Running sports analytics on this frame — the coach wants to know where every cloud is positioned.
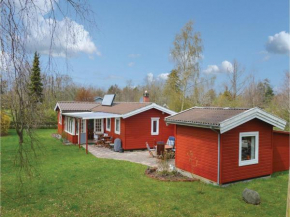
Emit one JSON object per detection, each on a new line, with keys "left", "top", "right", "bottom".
{"left": 128, "top": 54, "right": 141, "bottom": 58}
{"left": 203, "top": 65, "right": 219, "bottom": 74}
{"left": 265, "top": 31, "right": 290, "bottom": 54}
{"left": 220, "top": 61, "right": 233, "bottom": 73}
{"left": 157, "top": 73, "right": 169, "bottom": 80}
{"left": 14, "top": 0, "right": 99, "bottom": 58}
{"left": 146, "top": 72, "right": 169, "bottom": 83}
{"left": 128, "top": 62, "right": 135, "bottom": 67}
{"left": 203, "top": 60, "right": 233, "bottom": 74}
{"left": 146, "top": 73, "right": 154, "bottom": 83}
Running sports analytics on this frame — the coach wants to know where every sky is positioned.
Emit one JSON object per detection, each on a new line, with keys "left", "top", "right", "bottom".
{"left": 36, "top": 0, "right": 289, "bottom": 92}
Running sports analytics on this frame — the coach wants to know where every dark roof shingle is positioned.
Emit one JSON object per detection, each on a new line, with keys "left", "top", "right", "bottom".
{"left": 166, "top": 107, "right": 249, "bottom": 126}
{"left": 56, "top": 101, "right": 100, "bottom": 112}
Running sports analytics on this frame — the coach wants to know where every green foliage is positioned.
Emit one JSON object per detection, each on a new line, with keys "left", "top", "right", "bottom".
{"left": 29, "top": 52, "right": 43, "bottom": 103}
{"left": 171, "top": 20, "right": 203, "bottom": 111}
{"left": 2, "top": 130, "right": 288, "bottom": 216}
{"left": 0, "top": 111, "right": 11, "bottom": 136}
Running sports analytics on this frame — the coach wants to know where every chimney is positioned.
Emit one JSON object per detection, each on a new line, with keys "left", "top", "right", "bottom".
{"left": 143, "top": 90, "right": 149, "bottom": 102}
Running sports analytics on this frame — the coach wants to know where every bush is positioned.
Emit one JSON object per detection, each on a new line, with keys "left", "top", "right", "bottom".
{"left": 0, "top": 111, "right": 11, "bottom": 136}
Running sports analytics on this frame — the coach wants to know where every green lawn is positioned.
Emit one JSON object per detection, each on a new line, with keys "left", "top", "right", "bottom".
{"left": 1, "top": 130, "right": 288, "bottom": 217}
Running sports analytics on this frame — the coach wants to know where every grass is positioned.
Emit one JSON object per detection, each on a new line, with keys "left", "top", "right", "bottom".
{"left": 1, "top": 129, "right": 288, "bottom": 217}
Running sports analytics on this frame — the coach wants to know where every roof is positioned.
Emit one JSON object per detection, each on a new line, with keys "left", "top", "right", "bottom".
{"left": 165, "top": 107, "right": 287, "bottom": 133}
{"left": 91, "top": 102, "right": 153, "bottom": 115}
{"left": 54, "top": 101, "right": 99, "bottom": 112}
{"left": 55, "top": 101, "right": 177, "bottom": 119}
{"left": 166, "top": 107, "right": 249, "bottom": 126}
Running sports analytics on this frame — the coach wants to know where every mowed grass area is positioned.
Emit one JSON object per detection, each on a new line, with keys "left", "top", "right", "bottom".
{"left": 2, "top": 130, "right": 288, "bottom": 217}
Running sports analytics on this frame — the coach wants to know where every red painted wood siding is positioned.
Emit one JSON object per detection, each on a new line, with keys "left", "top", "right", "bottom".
{"left": 57, "top": 111, "right": 64, "bottom": 134}
{"left": 67, "top": 133, "right": 78, "bottom": 144}
{"left": 104, "top": 118, "right": 126, "bottom": 148}
{"left": 124, "top": 109, "right": 174, "bottom": 150}
{"left": 273, "top": 131, "right": 289, "bottom": 172}
{"left": 175, "top": 125, "right": 218, "bottom": 183}
{"left": 220, "top": 119, "right": 273, "bottom": 184}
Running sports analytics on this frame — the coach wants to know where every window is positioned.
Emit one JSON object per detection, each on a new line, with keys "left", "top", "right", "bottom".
{"left": 59, "top": 112, "right": 62, "bottom": 124}
{"left": 115, "top": 118, "right": 121, "bottom": 134}
{"left": 65, "top": 116, "right": 75, "bottom": 135}
{"left": 76, "top": 120, "right": 79, "bottom": 135}
{"left": 94, "top": 119, "right": 103, "bottom": 134}
{"left": 151, "top": 118, "right": 160, "bottom": 135}
{"left": 239, "top": 132, "right": 259, "bottom": 166}
{"left": 81, "top": 120, "right": 86, "bottom": 133}
{"left": 106, "top": 118, "right": 111, "bottom": 131}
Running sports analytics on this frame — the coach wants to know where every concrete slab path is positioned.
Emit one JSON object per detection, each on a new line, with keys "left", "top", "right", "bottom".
{"left": 82, "top": 145, "right": 175, "bottom": 167}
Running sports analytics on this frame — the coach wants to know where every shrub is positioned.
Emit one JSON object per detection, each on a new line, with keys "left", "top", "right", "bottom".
{"left": 0, "top": 111, "right": 11, "bottom": 136}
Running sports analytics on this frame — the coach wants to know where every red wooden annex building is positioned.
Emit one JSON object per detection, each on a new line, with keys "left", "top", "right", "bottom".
{"left": 54, "top": 93, "right": 176, "bottom": 150}
{"left": 166, "top": 107, "right": 289, "bottom": 185}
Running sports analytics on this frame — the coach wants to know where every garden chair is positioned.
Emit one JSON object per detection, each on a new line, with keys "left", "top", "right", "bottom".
{"left": 146, "top": 142, "right": 157, "bottom": 158}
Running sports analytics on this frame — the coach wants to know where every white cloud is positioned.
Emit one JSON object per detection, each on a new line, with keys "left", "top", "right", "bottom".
{"left": 203, "top": 60, "right": 233, "bottom": 74}
{"left": 128, "top": 54, "right": 141, "bottom": 58}
{"left": 220, "top": 61, "right": 233, "bottom": 73}
{"left": 128, "top": 62, "right": 135, "bottom": 67}
{"left": 146, "top": 73, "right": 154, "bottom": 83}
{"left": 146, "top": 72, "right": 169, "bottom": 83}
{"left": 265, "top": 31, "right": 290, "bottom": 54}
{"left": 157, "top": 73, "right": 169, "bottom": 80}
{"left": 14, "top": 0, "right": 99, "bottom": 58}
{"left": 203, "top": 65, "right": 219, "bottom": 74}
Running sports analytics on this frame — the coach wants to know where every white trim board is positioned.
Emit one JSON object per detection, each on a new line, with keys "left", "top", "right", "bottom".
{"left": 165, "top": 107, "right": 286, "bottom": 134}
{"left": 220, "top": 107, "right": 286, "bottom": 134}
{"left": 122, "top": 103, "right": 176, "bottom": 119}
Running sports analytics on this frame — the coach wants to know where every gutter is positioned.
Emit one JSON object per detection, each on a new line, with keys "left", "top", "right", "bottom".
{"left": 210, "top": 126, "right": 220, "bottom": 185}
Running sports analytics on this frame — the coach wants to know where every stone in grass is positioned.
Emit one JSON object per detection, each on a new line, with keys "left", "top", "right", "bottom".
{"left": 242, "top": 188, "right": 261, "bottom": 205}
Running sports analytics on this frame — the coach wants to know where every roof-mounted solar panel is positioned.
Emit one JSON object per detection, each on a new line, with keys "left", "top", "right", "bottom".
{"left": 102, "top": 94, "right": 115, "bottom": 106}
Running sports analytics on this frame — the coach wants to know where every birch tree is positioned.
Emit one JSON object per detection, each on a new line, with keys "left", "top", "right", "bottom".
{"left": 171, "top": 21, "right": 203, "bottom": 111}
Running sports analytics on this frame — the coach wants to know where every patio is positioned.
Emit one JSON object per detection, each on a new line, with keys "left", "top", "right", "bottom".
{"left": 81, "top": 144, "right": 175, "bottom": 167}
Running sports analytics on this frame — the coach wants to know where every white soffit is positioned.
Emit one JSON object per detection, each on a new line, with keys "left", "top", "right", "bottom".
{"left": 62, "top": 112, "right": 121, "bottom": 119}
{"left": 220, "top": 107, "right": 287, "bottom": 134}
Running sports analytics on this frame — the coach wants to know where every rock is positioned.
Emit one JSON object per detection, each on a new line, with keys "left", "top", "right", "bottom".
{"left": 242, "top": 188, "right": 261, "bottom": 205}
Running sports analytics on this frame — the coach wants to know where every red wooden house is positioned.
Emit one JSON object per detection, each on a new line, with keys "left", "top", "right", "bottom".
{"left": 165, "top": 107, "right": 289, "bottom": 185}
{"left": 54, "top": 92, "right": 176, "bottom": 150}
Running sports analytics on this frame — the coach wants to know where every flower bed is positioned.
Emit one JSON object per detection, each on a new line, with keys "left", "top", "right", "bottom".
{"left": 145, "top": 167, "right": 196, "bottom": 182}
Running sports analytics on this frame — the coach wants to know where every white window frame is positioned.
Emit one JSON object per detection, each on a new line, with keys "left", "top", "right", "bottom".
{"left": 239, "top": 132, "right": 259, "bottom": 166}
{"left": 59, "top": 112, "right": 62, "bottom": 124}
{"left": 115, "top": 118, "right": 121, "bottom": 135}
{"left": 106, "top": 118, "right": 111, "bottom": 131}
{"left": 81, "top": 119, "right": 86, "bottom": 133}
{"left": 151, "top": 117, "right": 160, "bottom": 135}
{"left": 65, "top": 116, "right": 75, "bottom": 135}
{"left": 94, "top": 119, "right": 104, "bottom": 134}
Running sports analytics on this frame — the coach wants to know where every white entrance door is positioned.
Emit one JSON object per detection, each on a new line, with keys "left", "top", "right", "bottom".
{"left": 94, "top": 119, "right": 104, "bottom": 134}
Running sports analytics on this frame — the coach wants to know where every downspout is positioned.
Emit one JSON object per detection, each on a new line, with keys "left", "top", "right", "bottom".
{"left": 210, "top": 126, "right": 220, "bottom": 185}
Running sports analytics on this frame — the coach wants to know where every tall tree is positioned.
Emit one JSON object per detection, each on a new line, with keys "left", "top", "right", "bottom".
{"left": 228, "top": 60, "right": 246, "bottom": 100}
{"left": 75, "top": 87, "right": 95, "bottom": 102}
{"left": 29, "top": 52, "right": 43, "bottom": 102}
{"left": 163, "top": 69, "right": 182, "bottom": 111}
{"left": 1, "top": 0, "right": 96, "bottom": 177}
{"left": 171, "top": 21, "right": 203, "bottom": 111}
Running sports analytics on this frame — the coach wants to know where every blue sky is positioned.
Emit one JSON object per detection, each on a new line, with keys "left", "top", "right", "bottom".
{"left": 47, "top": 0, "right": 289, "bottom": 92}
